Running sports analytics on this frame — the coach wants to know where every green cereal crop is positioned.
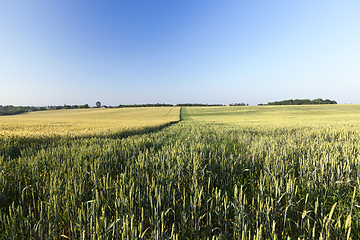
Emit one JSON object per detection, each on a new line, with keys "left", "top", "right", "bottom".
{"left": 1, "top": 105, "right": 360, "bottom": 239}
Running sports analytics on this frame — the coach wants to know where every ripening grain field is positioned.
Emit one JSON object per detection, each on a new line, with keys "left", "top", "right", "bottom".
{"left": 1, "top": 105, "right": 360, "bottom": 239}
{"left": 0, "top": 107, "right": 180, "bottom": 138}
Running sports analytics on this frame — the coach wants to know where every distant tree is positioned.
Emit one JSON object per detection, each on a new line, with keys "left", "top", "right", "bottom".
{"left": 118, "top": 103, "right": 174, "bottom": 108}
{"left": 96, "top": 101, "right": 101, "bottom": 108}
{"left": 176, "top": 103, "right": 224, "bottom": 107}
{"left": 266, "top": 98, "right": 337, "bottom": 105}
{"left": 79, "top": 104, "right": 90, "bottom": 109}
{"left": 229, "top": 103, "right": 248, "bottom": 106}
{"left": 313, "top": 98, "right": 323, "bottom": 104}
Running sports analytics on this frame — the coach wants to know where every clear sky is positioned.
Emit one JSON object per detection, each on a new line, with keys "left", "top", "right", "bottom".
{"left": 1, "top": 1, "right": 360, "bottom": 106}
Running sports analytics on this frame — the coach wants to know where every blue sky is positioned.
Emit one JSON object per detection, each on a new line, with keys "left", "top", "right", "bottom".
{"left": 1, "top": 1, "right": 359, "bottom": 106}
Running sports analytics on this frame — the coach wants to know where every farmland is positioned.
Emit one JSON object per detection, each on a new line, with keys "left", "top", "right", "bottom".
{"left": 184, "top": 104, "right": 360, "bottom": 127}
{"left": 0, "top": 107, "right": 180, "bottom": 138}
{"left": 1, "top": 105, "right": 360, "bottom": 239}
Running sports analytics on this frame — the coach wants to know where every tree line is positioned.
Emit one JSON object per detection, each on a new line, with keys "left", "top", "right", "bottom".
{"left": 229, "top": 103, "right": 249, "bottom": 106}
{"left": 0, "top": 99, "right": 339, "bottom": 116}
{"left": 117, "top": 103, "right": 174, "bottom": 108}
{"left": 0, "top": 102, "right": 231, "bottom": 116}
{"left": 175, "top": 103, "right": 225, "bottom": 106}
{"left": 258, "top": 98, "right": 337, "bottom": 106}
{"left": 0, "top": 104, "right": 90, "bottom": 116}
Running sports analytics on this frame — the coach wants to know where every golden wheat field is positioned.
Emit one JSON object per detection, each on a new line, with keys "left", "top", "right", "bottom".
{"left": 0, "top": 107, "right": 180, "bottom": 138}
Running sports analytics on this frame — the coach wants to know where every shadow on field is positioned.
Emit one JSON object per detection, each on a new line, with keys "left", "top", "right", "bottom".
{"left": 0, "top": 120, "right": 180, "bottom": 159}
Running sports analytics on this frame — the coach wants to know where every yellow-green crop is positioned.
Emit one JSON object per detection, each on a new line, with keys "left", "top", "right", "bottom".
{"left": 1, "top": 105, "right": 360, "bottom": 239}
{"left": 183, "top": 104, "right": 360, "bottom": 127}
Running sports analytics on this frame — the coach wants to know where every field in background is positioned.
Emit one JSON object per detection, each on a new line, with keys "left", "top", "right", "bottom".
{"left": 183, "top": 104, "right": 360, "bottom": 127}
{"left": 2, "top": 105, "right": 360, "bottom": 239}
{"left": 0, "top": 107, "right": 180, "bottom": 138}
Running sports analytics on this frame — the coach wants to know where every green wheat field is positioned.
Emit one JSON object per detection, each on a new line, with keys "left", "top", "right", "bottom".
{"left": 1, "top": 105, "right": 360, "bottom": 239}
